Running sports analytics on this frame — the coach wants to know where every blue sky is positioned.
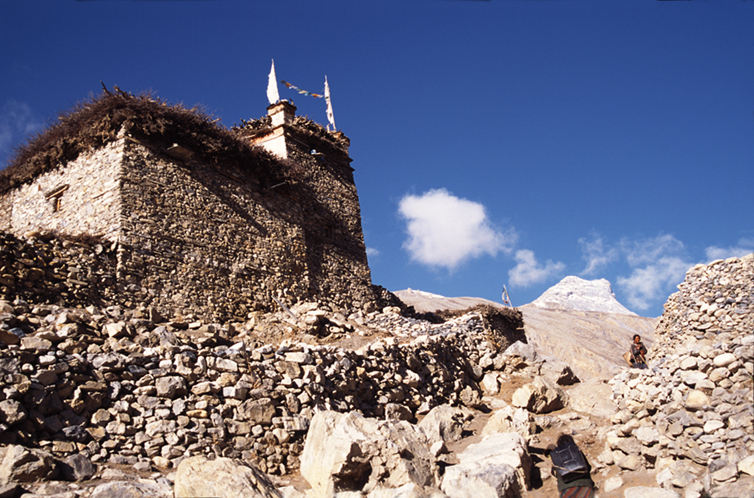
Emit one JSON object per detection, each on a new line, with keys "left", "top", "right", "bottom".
{"left": 1, "top": 1, "right": 753, "bottom": 317}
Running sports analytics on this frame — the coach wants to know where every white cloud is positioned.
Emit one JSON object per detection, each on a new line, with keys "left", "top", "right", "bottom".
{"left": 508, "top": 249, "right": 565, "bottom": 288}
{"left": 616, "top": 234, "right": 692, "bottom": 312}
{"left": 621, "top": 233, "right": 685, "bottom": 267}
{"left": 579, "top": 234, "right": 618, "bottom": 275}
{"left": 704, "top": 238, "right": 754, "bottom": 261}
{"left": 398, "top": 188, "right": 515, "bottom": 270}
{"left": 366, "top": 247, "right": 380, "bottom": 257}
{"left": 0, "top": 100, "right": 44, "bottom": 165}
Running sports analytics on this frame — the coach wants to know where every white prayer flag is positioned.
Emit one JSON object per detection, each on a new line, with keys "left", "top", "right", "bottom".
{"left": 324, "top": 76, "right": 336, "bottom": 131}
{"left": 267, "top": 59, "right": 280, "bottom": 105}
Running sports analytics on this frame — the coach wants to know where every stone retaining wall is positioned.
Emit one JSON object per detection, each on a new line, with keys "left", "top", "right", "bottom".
{"left": 0, "top": 299, "right": 520, "bottom": 477}
{"left": 605, "top": 254, "right": 754, "bottom": 496}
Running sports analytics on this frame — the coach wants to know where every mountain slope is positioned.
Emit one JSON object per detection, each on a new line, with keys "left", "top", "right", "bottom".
{"left": 529, "top": 276, "right": 636, "bottom": 315}
{"left": 395, "top": 280, "right": 655, "bottom": 380}
{"left": 519, "top": 304, "right": 655, "bottom": 380}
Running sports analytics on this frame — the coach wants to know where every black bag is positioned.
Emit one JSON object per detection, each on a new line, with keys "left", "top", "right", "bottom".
{"left": 550, "top": 440, "right": 588, "bottom": 482}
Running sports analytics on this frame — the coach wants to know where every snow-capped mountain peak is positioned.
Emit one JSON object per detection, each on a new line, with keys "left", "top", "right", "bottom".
{"left": 528, "top": 276, "right": 635, "bottom": 315}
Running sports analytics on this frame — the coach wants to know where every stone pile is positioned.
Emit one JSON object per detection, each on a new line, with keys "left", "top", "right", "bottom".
{"left": 0, "top": 295, "right": 528, "bottom": 490}
{"left": 604, "top": 254, "right": 754, "bottom": 498}
{"left": 295, "top": 403, "right": 534, "bottom": 498}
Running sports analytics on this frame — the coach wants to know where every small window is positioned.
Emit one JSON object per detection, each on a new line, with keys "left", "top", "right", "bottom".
{"left": 44, "top": 184, "right": 69, "bottom": 213}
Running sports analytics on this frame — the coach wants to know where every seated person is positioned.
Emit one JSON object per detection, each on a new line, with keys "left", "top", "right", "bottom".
{"left": 629, "top": 334, "right": 648, "bottom": 369}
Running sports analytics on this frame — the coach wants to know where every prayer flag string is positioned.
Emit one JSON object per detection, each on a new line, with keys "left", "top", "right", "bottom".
{"left": 281, "top": 80, "right": 324, "bottom": 98}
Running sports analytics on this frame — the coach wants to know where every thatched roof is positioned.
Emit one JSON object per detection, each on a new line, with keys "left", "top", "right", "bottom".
{"left": 0, "top": 87, "right": 299, "bottom": 194}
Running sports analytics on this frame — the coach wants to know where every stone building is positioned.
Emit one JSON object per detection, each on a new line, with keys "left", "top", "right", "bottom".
{"left": 0, "top": 91, "right": 389, "bottom": 321}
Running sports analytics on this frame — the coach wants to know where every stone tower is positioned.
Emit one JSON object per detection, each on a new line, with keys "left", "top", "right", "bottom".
{"left": 0, "top": 91, "right": 384, "bottom": 321}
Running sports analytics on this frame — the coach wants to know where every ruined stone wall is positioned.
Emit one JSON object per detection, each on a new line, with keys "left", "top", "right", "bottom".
{"left": 0, "top": 141, "right": 123, "bottom": 240}
{"left": 116, "top": 139, "right": 310, "bottom": 322}
{"left": 607, "top": 254, "right": 753, "bottom": 492}
{"left": 0, "top": 298, "right": 510, "bottom": 477}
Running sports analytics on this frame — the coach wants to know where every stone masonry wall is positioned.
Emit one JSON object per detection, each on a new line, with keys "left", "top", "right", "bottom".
{"left": 116, "top": 138, "right": 310, "bottom": 322}
{"left": 0, "top": 120, "right": 387, "bottom": 322}
{"left": 0, "top": 232, "right": 119, "bottom": 308}
{"left": 285, "top": 126, "right": 376, "bottom": 311}
{"left": 0, "top": 141, "right": 123, "bottom": 240}
{"left": 0, "top": 296, "right": 519, "bottom": 478}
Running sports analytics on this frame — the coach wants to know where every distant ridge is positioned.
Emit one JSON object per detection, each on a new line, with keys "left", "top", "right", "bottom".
{"left": 393, "top": 284, "right": 653, "bottom": 380}
{"left": 528, "top": 276, "right": 636, "bottom": 316}
{"left": 394, "top": 288, "right": 503, "bottom": 313}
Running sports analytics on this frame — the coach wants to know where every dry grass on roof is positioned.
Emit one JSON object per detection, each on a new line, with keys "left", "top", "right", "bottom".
{"left": 0, "top": 87, "right": 299, "bottom": 194}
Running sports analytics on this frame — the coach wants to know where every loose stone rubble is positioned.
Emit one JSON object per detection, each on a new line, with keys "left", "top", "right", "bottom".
{"left": 0, "top": 298, "right": 526, "bottom": 478}
{"left": 605, "top": 254, "right": 754, "bottom": 497}
{"left": 1, "top": 227, "right": 751, "bottom": 497}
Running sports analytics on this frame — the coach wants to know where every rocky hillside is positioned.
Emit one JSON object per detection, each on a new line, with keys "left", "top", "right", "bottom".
{"left": 396, "top": 283, "right": 656, "bottom": 381}
{"left": 0, "top": 231, "right": 751, "bottom": 498}
{"left": 519, "top": 306, "right": 654, "bottom": 381}
{"left": 394, "top": 289, "right": 502, "bottom": 313}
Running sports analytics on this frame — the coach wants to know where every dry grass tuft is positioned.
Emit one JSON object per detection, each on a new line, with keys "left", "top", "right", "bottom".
{"left": 1, "top": 86, "right": 300, "bottom": 193}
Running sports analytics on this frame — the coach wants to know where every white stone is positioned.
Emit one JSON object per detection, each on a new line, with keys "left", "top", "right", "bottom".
{"left": 684, "top": 390, "right": 709, "bottom": 410}
{"left": 703, "top": 420, "right": 725, "bottom": 433}
{"left": 682, "top": 371, "right": 707, "bottom": 387}
{"left": 680, "top": 357, "right": 697, "bottom": 370}
{"left": 603, "top": 475, "right": 623, "bottom": 493}
{"left": 440, "top": 432, "right": 530, "bottom": 498}
{"left": 480, "top": 373, "right": 500, "bottom": 395}
{"left": 624, "top": 487, "right": 681, "bottom": 498}
{"left": 300, "top": 411, "right": 435, "bottom": 497}
{"left": 635, "top": 425, "right": 660, "bottom": 445}
{"left": 713, "top": 353, "right": 736, "bottom": 368}
{"left": 174, "top": 456, "right": 281, "bottom": 498}
{"left": 737, "top": 455, "right": 754, "bottom": 476}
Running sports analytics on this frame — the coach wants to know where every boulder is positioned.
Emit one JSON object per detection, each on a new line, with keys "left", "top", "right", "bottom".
{"left": 480, "top": 372, "right": 501, "bottom": 395}
{"left": 709, "top": 477, "right": 754, "bottom": 498}
{"left": 480, "top": 405, "right": 535, "bottom": 441}
{"left": 385, "top": 403, "right": 413, "bottom": 422}
{"left": 300, "top": 411, "right": 436, "bottom": 498}
{"left": 367, "top": 482, "right": 445, "bottom": 498}
{"left": 566, "top": 380, "right": 617, "bottom": 418}
{"left": 441, "top": 432, "right": 531, "bottom": 498}
{"left": 511, "top": 376, "right": 567, "bottom": 414}
{"left": 89, "top": 480, "right": 173, "bottom": 498}
{"left": 0, "top": 445, "right": 57, "bottom": 484}
{"left": 60, "top": 453, "right": 96, "bottom": 481}
{"left": 607, "top": 435, "right": 642, "bottom": 455}
{"left": 602, "top": 475, "right": 623, "bottom": 493}
{"left": 441, "top": 463, "right": 518, "bottom": 498}
{"left": 417, "top": 404, "right": 466, "bottom": 445}
{"left": 738, "top": 455, "right": 754, "bottom": 477}
{"left": 174, "top": 455, "right": 281, "bottom": 498}
{"left": 459, "top": 385, "right": 483, "bottom": 408}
